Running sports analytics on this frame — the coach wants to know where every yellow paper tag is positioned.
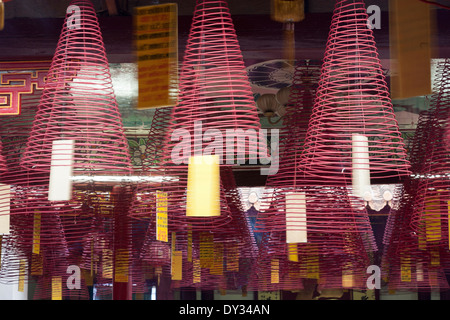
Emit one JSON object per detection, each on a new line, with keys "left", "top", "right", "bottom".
{"left": 210, "top": 243, "right": 224, "bottom": 275}
{"left": 32, "top": 210, "right": 41, "bottom": 255}
{"left": 193, "top": 258, "right": 201, "bottom": 284}
{"left": 31, "top": 254, "right": 43, "bottom": 276}
{"left": 200, "top": 232, "right": 214, "bottom": 268}
{"left": 52, "top": 277, "right": 62, "bottom": 300}
{"left": 171, "top": 250, "right": 182, "bottom": 280}
{"left": 171, "top": 231, "right": 176, "bottom": 252}
{"left": 114, "top": 249, "right": 129, "bottom": 283}
{"left": 271, "top": 259, "right": 279, "bottom": 284}
{"left": 156, "top": 191, "right": 168, "bottom": 242}
{"left": 342, "top": 269, "right": 354, "bottom": 288}
{"left": 430, "top": 248, "right": 440, "bottom": 266}
{"left": 425, "top": 197, "right": 441, "bottom": 242}
{"left": 400, "top": 253, "right": 411, "bottom": 282}
{"left": 306, "top": 248, "right": 320, "bottom": 280}
{"left": 134, "top": 4, "right": 179, "bottom": 109}
{"left": 287, "top": 243, "right": 298, "bottom": 262}
{"left": 83, "top": 269, "right": 94, "bottom": 287}
{"left": 102, "top": 249, "right": 113, "bottom": 279}
{"left": 18, "top": 259, "right": 26, "bottom": 292}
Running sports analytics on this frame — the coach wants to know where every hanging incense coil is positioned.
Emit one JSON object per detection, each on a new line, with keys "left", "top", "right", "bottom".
{"left": 20, "top": 0, "right": 132, "bottom": 176}
{"left": 133, "top": 0, "right": 265, "bottom": 235}
{"left": 159, "top": 0, "right": 265, "bottom": 165}
{"left": 409, "top": 59, "right": 450, "bottom": 248}
{"left": 297, "top": 0, "right": 410, "bottom": 186}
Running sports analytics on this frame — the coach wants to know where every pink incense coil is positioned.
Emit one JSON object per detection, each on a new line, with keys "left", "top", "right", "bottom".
{"left": 380, "top": 184, "right": 450, "bottom": 291}
{"left": 408, "top": 59, "right": 450, "bottom": 247}
{"left": 410, "top": 178, "right": 449, "bottom": 249}
{"left": 0, "top": 140, "right": 7, "bottom": 173}
{"left": 141, "top": 107, "right": 173, "bottom": 172}
{"left": 264, "top": 60, "right": 321, "bottom": 190}
{"left": 158, "top": 0, "right": 265, "bottom": 165}
{"left": 256, "top": 59, "right": 377, "bottom": 247}
{"left": 133, "top": 0, "right": 266, "bottom": 234}
{"left": 20, "top": 0, "right": 132, "bottom": 175}
{"left": 219, "top": 166, "right": 259, "bottom": 256}
{"left": 128, "top": 106, "right": 173, "bottom": 221}
{"left": 296, "top": 0, "right": 410, "bottom": 185}
{"left": 383, "top": 251, "right": 450, "bottom": 292}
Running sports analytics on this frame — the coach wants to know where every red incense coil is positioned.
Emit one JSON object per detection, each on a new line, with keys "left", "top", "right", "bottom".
{"left": 264, "top": 60, "right": 321, "bottom": 190}
{"left": 297, "top": 0, "right": 410, "bottom": 185}
{"left": 20, "top": 0, "right": 132, "bottom": 176}
{"left": 141, "top": 107, "right": 173, "bottom": 172}
{"left": 133, "top": 0, "right": 265, "bottom": 239}
{"left": 255, "top": 59, "right": 376, "bottom": 290}
{"left": 409, "top": 59, "right": 450, "bottom": 248}
{"left": 158, "top": 0, "right": 265, "bottom": 166}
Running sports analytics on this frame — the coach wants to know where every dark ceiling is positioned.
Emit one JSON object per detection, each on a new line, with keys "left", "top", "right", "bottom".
{"left": 3, "top": 0, "right": 390, "bottom": 18}
{"left": 1, "top": 0, "right": 448, "bottom": 65}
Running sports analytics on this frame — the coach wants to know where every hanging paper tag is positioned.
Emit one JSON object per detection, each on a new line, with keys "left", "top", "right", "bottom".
{"left": 156, "top": 191, "right": 168, "bottom": 242}
{"left": 425, "top": 196, "right": 441, "bottom": 242}
{"left": 271, "top": 259, "right": 279, "bottom": 284}
{"left": 102, "top": 249, "right": 113, "bottom": 279}
{"left": 200, "top": 232, "right": 214, "bottom": 268}
{"left": 0, "top": 184, "right": 10, "bottom": 234}
{"left": 171, "top": 250, "right": 182, "bottom": 280}
{"left": 285, "top": 192, "right": 307, "bottom": 243}
{"left": 48, "top": 139, "right": 74, "bottom": 201}
{"left": 287, "top": 243, "right": 299, "bottom": 262}
{"left": 342, "top": 263, "right": 354, "bottom": 288}
{"left": 52, "top": 277, "right": 63, "bottom": 300}
{"left": 306, "top": 246, "right": 320, "bottom": 280}
{"left": 32, "top": 210, "right": 41, "bottom": 255}
{"left": 18, "top": 259, "right": 26, "bottom": 292}
{"left": 430, "top": 248, "right": 440, "bottom": 266}
{"left": 400, "top": 253, "right": 411, "bottom": 282}
{"left": 114, "top": 249, "right": 129, "bottom": 283}
{"left": 31, "top": 254, "right": 43, "bottom": 276}
{"left": 193, "top": 258, "right": 201, "bottom": 284}
{"left": 134, "top": 3, "right": 179, "bottom": 109}
{"left": 210, "top": 243, "right": 224, "bottom": 275}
